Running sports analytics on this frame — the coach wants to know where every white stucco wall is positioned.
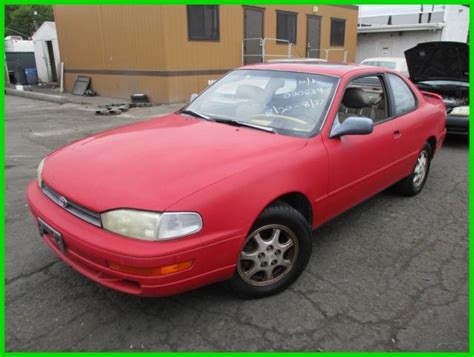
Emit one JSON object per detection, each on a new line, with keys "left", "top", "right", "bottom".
{"left": 32, "top": 22, "right": 61, "bottom": 83}
{"left": 33, "top": 41, "right": 47, "bottom": 82}
{"left": 356, "top": 30, "right": 442, "bottom": 63}
{"left": 356, "top": 5, "right": 469, "bottom": 63}
{"left": 441, "top": 5, "right": 469, "bottom": 42}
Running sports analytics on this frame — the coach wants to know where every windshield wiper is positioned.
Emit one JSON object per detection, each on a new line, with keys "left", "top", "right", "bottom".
{"left": 181, "top": 110, "right": 275, "bottom": 133}
{"left": 212, "top": 118, "right": 275, "bottom": 133}
{"left": 180, "top": 109, "right": 211, "bottom": 120}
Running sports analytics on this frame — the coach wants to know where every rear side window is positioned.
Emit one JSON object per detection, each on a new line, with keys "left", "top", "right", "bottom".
{"left": 386, "top": 73, "right": 416, "bottom": 115}
{"left": 363, "top": 61, "right": 397, "bottom": 69}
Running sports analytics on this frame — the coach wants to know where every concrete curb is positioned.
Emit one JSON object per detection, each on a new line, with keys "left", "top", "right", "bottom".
{"left": 5, "top": 88, "right": 69, "bottom": 104}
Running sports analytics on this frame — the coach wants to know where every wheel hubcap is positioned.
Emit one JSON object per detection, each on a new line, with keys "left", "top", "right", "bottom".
{"left": 413, "top": 150, "right": 428, "bottom": 188}
{"left": 237, "top": 224, "right": 299, "bottom": 287}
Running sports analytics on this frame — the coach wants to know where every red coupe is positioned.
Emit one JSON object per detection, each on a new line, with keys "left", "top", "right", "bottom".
{"left": 27, "top": 63, "right": 447, "bottom": 298}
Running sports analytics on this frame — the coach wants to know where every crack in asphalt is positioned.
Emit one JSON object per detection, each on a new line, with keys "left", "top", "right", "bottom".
{"left": 5, "top": 260, "right": 60, "bottom": 286}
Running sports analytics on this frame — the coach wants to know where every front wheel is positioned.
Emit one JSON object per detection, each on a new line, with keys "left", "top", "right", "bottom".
{"left": 393, "top": 143, "right": 432, "bottom": 196}
{"left": 229, "top": 202, "right": 312, "bottom": 298}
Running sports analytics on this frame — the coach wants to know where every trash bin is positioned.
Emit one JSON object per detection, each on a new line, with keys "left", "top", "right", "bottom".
{"left": 25, "top": 68, "right": 38, "bottom": 85}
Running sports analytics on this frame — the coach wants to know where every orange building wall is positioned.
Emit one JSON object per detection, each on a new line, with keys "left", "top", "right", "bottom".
{"left": 54, "top": 5, "right": 358, "bottom": 103}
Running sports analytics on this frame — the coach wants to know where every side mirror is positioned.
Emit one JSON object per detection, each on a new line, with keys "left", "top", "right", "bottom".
{"left": 330, "top": 116, "right": 374, "bottom": 138}
{"left": 189, "top": 93, "right": 198, "bottom": 102}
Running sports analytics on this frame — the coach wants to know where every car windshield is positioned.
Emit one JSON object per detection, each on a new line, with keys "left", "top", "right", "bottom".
{"left": 184, "top": 69, "right": 338, "bottom": 137}
{"left": 363, "top": 61, "right": 397, "bottom": 69}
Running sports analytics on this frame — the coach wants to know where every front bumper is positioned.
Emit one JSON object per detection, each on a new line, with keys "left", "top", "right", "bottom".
{"left": 27, "top": 181, "right": 242, "bottom": 297}
{"left": 446, "top": 114, "right": 469, "bottom": 134}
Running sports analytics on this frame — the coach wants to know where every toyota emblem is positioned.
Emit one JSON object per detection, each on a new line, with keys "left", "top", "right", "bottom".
{"left": 58, "top": 195, "right": 69, "bottom": 208}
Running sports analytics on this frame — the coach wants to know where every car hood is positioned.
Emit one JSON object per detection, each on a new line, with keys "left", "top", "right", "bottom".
{"left": 42, "top": 113, "right": 307, "bottom": 212}
{"left": 404, "top": 41, "right": 469, "bottom": 83}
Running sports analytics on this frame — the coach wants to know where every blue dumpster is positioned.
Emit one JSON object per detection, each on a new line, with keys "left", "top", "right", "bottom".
{"left": 25, "top": 68, "right": 38, "bottom": 85}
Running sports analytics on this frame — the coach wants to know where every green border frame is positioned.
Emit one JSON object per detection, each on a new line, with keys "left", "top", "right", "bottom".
{"left": 1, "top": 1, "right": 471, "bottom": 355}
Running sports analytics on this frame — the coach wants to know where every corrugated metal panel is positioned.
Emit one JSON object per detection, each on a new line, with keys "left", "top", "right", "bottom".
{"left": 64, "top": 72, "right": 221, "bottom": 104}
{"left": 55, "top": 5, "right": 358, "bottom": 103}
{"left": 262, "top": 5, "right": 358, "bottom": 63}
{"left": 54, "top": 6, "right": 105, "bottom": 68}
{"left": 160, "top": 5, "right": 243, "bottom": 70}
{"left": 98, "top": 6, "right": 165, "bottom": 69}
{"left": 55, "top": 5, "right": 166, "bottom": 70}
{"left": 64, "top": 72, "right": 169, "bottom": 103}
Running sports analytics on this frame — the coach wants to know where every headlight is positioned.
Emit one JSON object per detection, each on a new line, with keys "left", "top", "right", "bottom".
{"left": 101, "top": 209, "right": 202, "bottom": 241}
{"left": 37, "top": 158, "right": 45, "bottom": 187}
{"left": 450, "top": 106, "right": 469, "bottom": 116}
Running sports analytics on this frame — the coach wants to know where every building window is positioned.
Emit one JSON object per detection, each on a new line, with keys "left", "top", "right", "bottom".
{"left": 330, "top": 18, "right": 346, "bottom": 46}
{"left": 187, "top": 5, "right": 219, "bottom": 41}
{"left": 276, "top": 11, "right": 297, "bottom": 44}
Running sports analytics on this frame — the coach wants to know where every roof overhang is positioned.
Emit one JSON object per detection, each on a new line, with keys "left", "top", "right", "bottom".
{"left": 357, "top": 22, "right": 444, "bottom": 33}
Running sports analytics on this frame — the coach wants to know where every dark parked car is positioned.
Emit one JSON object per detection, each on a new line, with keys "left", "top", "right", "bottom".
{"left": 405, "top": 41, "right": 469, "bottom": 134}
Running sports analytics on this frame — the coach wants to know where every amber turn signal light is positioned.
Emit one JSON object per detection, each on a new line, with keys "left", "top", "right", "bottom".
{"left": 107, "top": 260, "right": 193, "bottom": 276}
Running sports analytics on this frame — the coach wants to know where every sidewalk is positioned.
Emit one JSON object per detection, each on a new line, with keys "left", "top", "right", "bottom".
{"left": 5, "top": 84, "right": 129, "bottom": 106}
{"left": 5, "top": 84, "right": 185, "bottom": 108}
{"left": 5, "top": 84, "right": 185, "bottom": 117}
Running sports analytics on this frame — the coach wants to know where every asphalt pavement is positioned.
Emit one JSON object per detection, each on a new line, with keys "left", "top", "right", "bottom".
{"left": 5, "top": 95, "right": 469, "bottom": 351}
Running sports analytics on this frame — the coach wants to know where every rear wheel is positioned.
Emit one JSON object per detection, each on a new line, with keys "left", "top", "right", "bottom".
{"left": 393, "top": 143, "right": 432, "bottom": 196}
{"left": 229, "top": 202, "right": 312, "bottom": 298}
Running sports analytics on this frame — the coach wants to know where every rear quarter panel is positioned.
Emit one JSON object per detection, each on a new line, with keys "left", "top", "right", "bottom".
{"left": 420, "top": 90, "right": 448, "bottom": 145}
{"left": 410, "top": 84, "right": 447, "bottom": 154}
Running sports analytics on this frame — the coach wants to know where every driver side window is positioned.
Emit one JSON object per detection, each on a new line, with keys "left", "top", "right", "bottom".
{"left": 338, "top": 75, "right": 388, "bottom": 124}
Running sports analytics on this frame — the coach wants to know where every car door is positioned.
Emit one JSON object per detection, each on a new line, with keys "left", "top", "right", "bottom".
{"left": 322, "top": 74, "right": 396, "bottom": 221}
{"left": 383, "top": 73, "right": 421, "bottom": 182}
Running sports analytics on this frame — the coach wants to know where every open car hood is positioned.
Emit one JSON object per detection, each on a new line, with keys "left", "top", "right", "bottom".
{"left": 404, "top": 42, "right": 469, "bottom": 83}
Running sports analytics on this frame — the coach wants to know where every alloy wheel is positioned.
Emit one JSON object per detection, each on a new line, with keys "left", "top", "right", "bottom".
{"left": 237, "top": 224, "right": 299, "bottom": 287}
{"left": 413, "top": 150, "right": 428, "bottom": 188}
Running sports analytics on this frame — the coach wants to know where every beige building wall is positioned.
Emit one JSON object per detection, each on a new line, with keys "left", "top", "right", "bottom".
{"left": 262, "top": 5, "right": 358, "bottom": 63}
{"left": 54, "top": 5, "right": 358, "bottom": 104}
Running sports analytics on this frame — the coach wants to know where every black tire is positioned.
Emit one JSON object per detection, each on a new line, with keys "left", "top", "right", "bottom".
{"left": 229, "top": 201, "right": 312, "bottom": 299}
{"left": 393, "top": 143, "right": 432, "bottom": 196}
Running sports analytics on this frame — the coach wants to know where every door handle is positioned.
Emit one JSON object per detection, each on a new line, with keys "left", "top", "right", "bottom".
{"left": 393, "top": 130, "right": 401, "bottom": 139}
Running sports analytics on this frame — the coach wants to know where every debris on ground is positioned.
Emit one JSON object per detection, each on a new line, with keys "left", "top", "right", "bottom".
{"left": 15, "top": 84, "right": 33, "bottom": 91}
{"left": 72, "top": 75, "right": 91, "bottom": 96}
{"left": 84, "top": 89, "right": 97, "bottom": 97}
{"left": 130, "top": 93, "right": 152, "bottom": 107}
{"left": 38, "top": 82, "right": 58, "bottom": 89}
{"left": 95, "top": 94, "right": 154, "bottom": 115}
{"left": 95, "top": 103, "right": 130, "bottom": 115}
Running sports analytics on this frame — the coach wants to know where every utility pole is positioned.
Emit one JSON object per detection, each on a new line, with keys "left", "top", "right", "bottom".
{"left": 5, "top": 55, "right": 11, "bottom": 87}
{"left": 33, "top": 10, "right": 39, "bottom": 31}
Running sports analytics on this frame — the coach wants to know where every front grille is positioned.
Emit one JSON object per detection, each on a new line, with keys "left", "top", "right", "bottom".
{"left": 41, "top": 183, "right": 102, "bottom": 227}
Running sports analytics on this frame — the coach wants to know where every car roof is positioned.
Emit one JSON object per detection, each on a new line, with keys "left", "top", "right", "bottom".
{"left": 239, "top": 62, "right": 390, "bottom": 78}
{"left": 361, "top": 57, "right": 406, "bottom": 63}
{"left": 266, "top": 58, "right": 328, "bottom": 63}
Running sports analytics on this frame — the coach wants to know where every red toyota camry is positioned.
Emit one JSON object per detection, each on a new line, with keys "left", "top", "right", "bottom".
{"left": 27, "top": 63, "right": 447, "bottom": 298}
